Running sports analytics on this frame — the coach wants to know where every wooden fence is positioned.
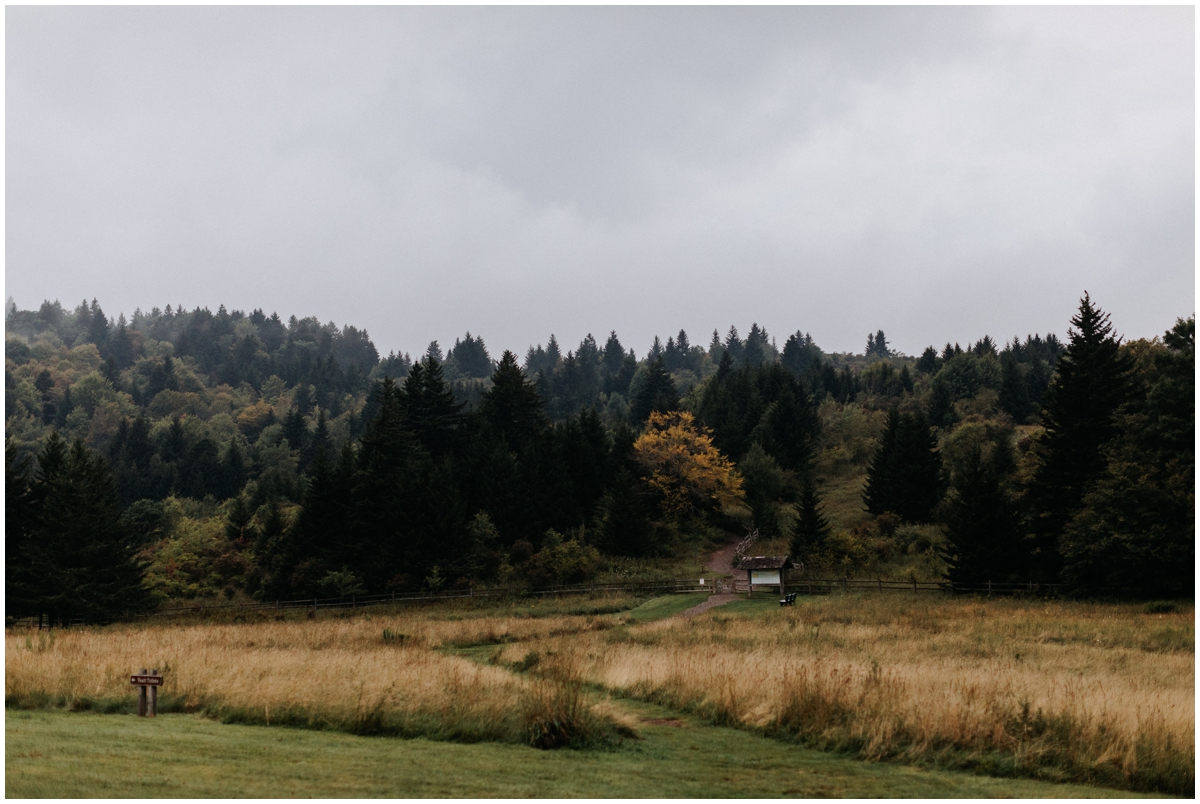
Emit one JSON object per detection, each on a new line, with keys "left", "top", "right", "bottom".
{"left": 128, "top": 578, "right": 710, "bottom": 621}
{"left": 7, "top": 576, "right": 1082, "bottom": 628}
{"left": 735, "top": 577, "right": 1065, "bottom": 596}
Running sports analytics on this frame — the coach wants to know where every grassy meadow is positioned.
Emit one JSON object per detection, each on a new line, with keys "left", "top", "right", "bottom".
{"left": 6, "top": 591, "right": 1193, "bottom": 796}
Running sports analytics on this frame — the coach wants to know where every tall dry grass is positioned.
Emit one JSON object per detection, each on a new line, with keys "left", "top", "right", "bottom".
{"left": 493, "top": 596, "right": 1194, "bottom": 793}
{"left": 5, "top": 610, "right": 631, "bottom": 748}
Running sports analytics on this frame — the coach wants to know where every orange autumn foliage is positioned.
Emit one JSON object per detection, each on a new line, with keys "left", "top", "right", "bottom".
{"left": 632, "top": 411, "right": 744, "bottom": 521}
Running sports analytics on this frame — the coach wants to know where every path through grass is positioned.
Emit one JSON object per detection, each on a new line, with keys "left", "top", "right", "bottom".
{"left": 6, "top": 708, "right": 1151, "bottom": 798}
{"left": 624, "top": 593, "right": 709, "bottom": 622}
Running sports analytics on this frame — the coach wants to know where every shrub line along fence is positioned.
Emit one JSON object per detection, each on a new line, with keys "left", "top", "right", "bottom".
{"left": 8, "top": 577, "right": 1081, "bottom": 628}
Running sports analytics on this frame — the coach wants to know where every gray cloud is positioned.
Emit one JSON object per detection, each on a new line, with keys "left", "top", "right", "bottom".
{"left": 6, "top": 6, "right": 1193, "bottom": 358}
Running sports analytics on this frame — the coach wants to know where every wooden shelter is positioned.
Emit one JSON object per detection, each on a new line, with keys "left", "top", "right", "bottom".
{"left": 740, "top": 556, "right": 795, "bottom": 598}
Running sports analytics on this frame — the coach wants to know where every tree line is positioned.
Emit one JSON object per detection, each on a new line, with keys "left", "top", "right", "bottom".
{"left": 4, "top": 292, "right": 1193, "bottom": 620}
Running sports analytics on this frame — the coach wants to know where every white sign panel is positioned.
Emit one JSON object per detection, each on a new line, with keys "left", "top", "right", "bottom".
{"left": 750, "top": 570, "right": 780, "bottom": 585}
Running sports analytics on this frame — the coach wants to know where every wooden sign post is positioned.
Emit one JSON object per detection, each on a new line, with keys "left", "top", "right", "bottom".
{"left": 131, "top": 668, "right": 163, "bottom": 717}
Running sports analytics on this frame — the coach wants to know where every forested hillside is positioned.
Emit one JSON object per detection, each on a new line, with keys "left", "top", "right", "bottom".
{"left": 5, "top": 294, "right": 1193, "bottom": 620}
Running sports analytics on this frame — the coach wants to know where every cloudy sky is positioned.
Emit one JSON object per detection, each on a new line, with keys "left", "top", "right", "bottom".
{"left": 6, "top": 6, "right": 1194, "bottom": 359}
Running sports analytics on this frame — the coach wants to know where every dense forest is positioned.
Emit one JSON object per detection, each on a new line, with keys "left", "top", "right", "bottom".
{"left": 5, "top": 293, "right": 1194, "bottom": 621}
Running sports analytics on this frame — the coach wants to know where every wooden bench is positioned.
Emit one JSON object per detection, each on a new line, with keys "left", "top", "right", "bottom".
{"left": 780, "top": 592, "right": 796, "bottom": 607}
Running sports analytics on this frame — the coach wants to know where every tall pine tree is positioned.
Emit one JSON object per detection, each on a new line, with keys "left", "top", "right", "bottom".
{"left": 1025, "top": 294, "right": 1131, "bottom": 581}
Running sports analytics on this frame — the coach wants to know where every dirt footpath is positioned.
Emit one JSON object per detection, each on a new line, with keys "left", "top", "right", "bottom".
{"left": 675, "top": 536, "right": 742, "bottom": 618}
{"left": 705, "top": 537, "right": 740, "bottom": 575}
{"left": 678, "top": 593, "right": 740, "bottom": 618}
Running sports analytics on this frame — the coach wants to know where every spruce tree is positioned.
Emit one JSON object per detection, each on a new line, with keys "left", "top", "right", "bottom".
{"left": 915, "top": 346, "right": 939, "bottom": 375}
{"left": 724, "top": 326, "right": 744, "bottom": 365}
{"left": 598, "top": 467, "right": 656, "bottom": 556}
{"left": 1057, "top": 316, "right": 1194, "bottom": 595}
{"left": 1026, "top": 293, "right": 1131, "bottom": 581}
{"left": 631, "top": 357, "right": 679, "bottom": 423}
{"left": 602, "top": 331, "right": 626, "bottom": 377}
{"left": 400, "top": 355, "right": 465, "bottom": 458}
{"left": 940, "top": 441, "right": 1020, "bottom": 586}
{"left": 751, "top": 379, "right": 819, "bottom": 474}
{"left": 740, "top": 443, "right": 785, "bottom": 538}
{"left": 863, "top": 407, "right": 945, "bottom": 522}
{"left": 791, "top": 472, "right": 831, "bottom": 557}
{"left": 863, "top": 408, "right": 901, "bottom": 517}
{"left": 479, "top": 351, "right": 546, "bottom": 446}
{"left": 998, "top": 354, "right": 1031, "bottom": 424}
{"left": 6, "top": 438, "right": 38, "bottom": 616}
{"left": 18, "top": 434, "right": 148, "bottom": 621}
{"left": 743, "top": 323, "right": 768, "bottom": 368}
{"left": 283, "top": 407, "right": 308, "bottom": 451}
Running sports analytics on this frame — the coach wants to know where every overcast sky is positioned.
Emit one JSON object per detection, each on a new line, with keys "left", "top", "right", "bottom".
{"left": 6, "top": 6, "right": 1194, "bottom": 359}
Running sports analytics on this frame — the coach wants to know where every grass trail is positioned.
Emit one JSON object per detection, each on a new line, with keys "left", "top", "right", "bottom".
{"left": 6, "top": 708, "right": 1156, "bottom": 798}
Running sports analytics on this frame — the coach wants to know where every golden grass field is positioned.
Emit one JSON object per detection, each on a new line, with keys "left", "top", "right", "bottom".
{"left": 6, "top": 593, "right": 1194, "bottom": 794}
{"left": 5, "top": 608, "right": 634, "bottom": 748}
{"left": 491, "top": 595, "right": 1193, "bottom": 792}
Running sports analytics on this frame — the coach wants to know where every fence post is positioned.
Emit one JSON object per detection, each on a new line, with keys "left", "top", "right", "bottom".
{"left": 149, "top": 668, "right": 158, "bottom": 717}
{"left": 987, "top": 580, "right": 992, "bottom": 596}
{"left": 137, "top": 668, "right": 147, "bottom": 717}
{"left": 912, "top": 578, "right": 917, "bottom": 594}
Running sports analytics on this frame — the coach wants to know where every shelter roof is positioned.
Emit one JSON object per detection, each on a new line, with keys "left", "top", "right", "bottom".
{"left": 740, "top": 555, "right": 793, "bottom": 570}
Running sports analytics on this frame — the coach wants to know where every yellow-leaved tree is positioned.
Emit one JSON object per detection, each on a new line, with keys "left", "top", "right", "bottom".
{"left": 631, "top": 410, "right": 745, "bottom": 523}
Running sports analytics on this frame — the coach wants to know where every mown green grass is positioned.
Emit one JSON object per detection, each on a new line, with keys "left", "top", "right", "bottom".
{"left": 624, "top": 593, "right": 709, "bottom": 623}
{"left": 6, "top": 708, "right": 1153, "bottom": 798}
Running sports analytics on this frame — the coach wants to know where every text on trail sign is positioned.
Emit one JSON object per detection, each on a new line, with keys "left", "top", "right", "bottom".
{"left": 130, "top": 674, "right": 163, "bottom": 686}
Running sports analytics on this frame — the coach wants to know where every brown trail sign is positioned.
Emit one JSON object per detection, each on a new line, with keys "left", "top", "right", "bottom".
{"left": 130, "top": 668, "right": 162, "bottom": 717}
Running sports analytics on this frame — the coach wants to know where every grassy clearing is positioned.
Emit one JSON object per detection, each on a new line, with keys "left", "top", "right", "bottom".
{"left": 492, "top": 594, "right": 1194, "bottom": 794}
{"left": 5, "top": 707, "right": 1152, "bottom": 798}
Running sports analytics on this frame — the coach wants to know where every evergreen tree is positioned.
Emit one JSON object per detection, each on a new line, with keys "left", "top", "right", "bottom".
{"left": 283, "top": 407, "right": 308, "bottom": 451}
{"left": 224, "top": 493, "right": 259, "bottom": 544}
{"left": 915, "top": 346, "right": 939, "bottom": 375}
{"left": 450, "top": 332, "right": 493, "bottom": 378}
{"left": 1026, "top": 294, "right": 1131, "bottom": 581}
{"left": 479, "top": 351, "right": 546, "bottom": 446}
{"left": 1057, "top": 317, "right": 1194, "bottom": 595}
{"left": 743, "top": 323, "right": 768, "bottom": 368}
{"left": 400, "top": 356, "right": 465, "bottom": 458}
{"left": 220, "top": 438, "right": 249, "bottom": 498}
{"left": 15, "top": 434, "right": 148, "bottom": 621}
{"left": 6, "top": 437, "right": 39, "bottom": 615}
{"left": 740, "top": 443, "right": 785, "bottom": 538}
{"left": 791, "top": 472, "right": 831, "bottom": 557}
{"left": 927, "top": 375, "right": 955, "bottom": 429}
{"left": 663, "top": 336, "right": 680, "bottom": 371}
{"left": 863, "top": 407, "right": 945, "bottom": 522}
{"left": 865, "top": 329, "right": 891, "bottom": 358}
{"left": 630, "top": 357, "right": 679, "bottom": 423}
{"left": 1024, "top": 358, "right": 1051, "bottom": 415}
{"left": 597, "top": 467, "right": 656, "bottom": 556}
{"left": 544, "top": 334, "right": 562, "bottom": 369}
{"left": 708, "top": 329, "right": 724, "bottom": 362}
{"left": 998, "top": 354, "right": 1031, "bottom": 423}
{"left": 781, "top": 331, "right": 822, "bottom": 376}
{"left": 601, "top": 331, "right": 626, "bottom": 377}
{"left": 55, "top": 385, "right": 74, "bottom": 428}
{"left": 723, "top": 326, "right": 744, "bottom": 365}
{"left": 749, "top": 377, "right": 820, "bottom": 474}
{"left": 940, "top": 441, "right": 1021, "bottom": 586}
